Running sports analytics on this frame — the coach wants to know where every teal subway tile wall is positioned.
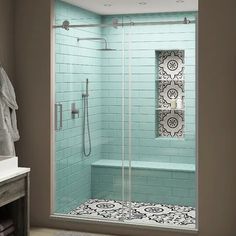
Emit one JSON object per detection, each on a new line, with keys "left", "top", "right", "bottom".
{"left": 101, "top": 14, "right": 196, "bottom": 164}
{"left": 55, "top": 0, "right": 103, "bottom": 213}
{"left": 54, "top": 0, "right": 196, "bottom": 213}
{"left": 91, "top": 160, "right": 195, "bottom": 206}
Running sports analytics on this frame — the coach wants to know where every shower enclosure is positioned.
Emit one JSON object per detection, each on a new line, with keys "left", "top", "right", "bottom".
{"left": 52, "top": 0, "right": 197, "bottom": 231}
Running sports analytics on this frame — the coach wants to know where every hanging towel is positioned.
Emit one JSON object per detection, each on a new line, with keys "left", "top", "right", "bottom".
{"left": 0, "top": 66, "right": 20, "bottom": 156}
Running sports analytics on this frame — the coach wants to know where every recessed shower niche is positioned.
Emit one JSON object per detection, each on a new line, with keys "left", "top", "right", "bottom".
{"left": 156, "top": 50, "right": 185, "bottom": 138}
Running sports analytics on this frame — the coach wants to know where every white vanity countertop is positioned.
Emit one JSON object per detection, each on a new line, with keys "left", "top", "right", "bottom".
{"left": 0, "top": 167, "right": 30, "bottom": 183}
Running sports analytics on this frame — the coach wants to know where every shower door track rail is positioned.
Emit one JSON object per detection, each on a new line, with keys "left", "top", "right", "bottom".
{"left": 53, "top": 18, "right": 196, "bottom": 30}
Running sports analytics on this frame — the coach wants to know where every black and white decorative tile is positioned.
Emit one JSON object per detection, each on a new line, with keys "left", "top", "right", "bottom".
{"left": 158, "top": 50, "right": 184, "bottom": 80}
{"left": 158, "top": 110, "right": 184, "bottom": 138}
{"left": 156, "top": 50, "right": 185, "bottom": 138}
{"left": 158, "top": 80, "right": 184, "bottom": 108}
{"left": 68, "top": 199, "right": 196, "bottom": 229}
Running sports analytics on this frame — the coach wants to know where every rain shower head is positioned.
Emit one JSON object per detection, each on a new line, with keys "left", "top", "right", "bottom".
{"left": 97, "top": 48, "right": 116, "bottom": 51}
{"left": 77, "top": 37, "right": 116, "bottom": 51}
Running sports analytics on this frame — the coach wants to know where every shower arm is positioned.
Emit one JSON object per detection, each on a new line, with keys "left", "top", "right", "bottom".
{"left": 77, "top": 38, "right": 108, "bottom": 49}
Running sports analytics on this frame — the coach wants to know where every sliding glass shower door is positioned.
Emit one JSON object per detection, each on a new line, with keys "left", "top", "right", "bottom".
{"left": 53, "top": 12, "right": 132, "bottom": 222}
{"left": 53, "top": 1, "right": 197, "bottom": 228}
{"left": 122, "top": 17, "right": 197, "bottom": 227}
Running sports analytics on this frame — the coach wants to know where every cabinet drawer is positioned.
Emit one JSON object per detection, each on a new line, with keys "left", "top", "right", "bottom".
{"left": 0, "top": 177, "right": 25, "bottom": 207}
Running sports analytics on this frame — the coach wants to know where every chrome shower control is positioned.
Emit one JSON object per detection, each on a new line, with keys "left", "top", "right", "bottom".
{"left": 71, "top": 103, "right": 79, "bottom": 118}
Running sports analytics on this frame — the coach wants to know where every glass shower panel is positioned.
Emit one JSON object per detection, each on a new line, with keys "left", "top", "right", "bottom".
{"left": 54, "top": 23, "right": 106, "bottom": 215}
{"left": 97, "top": 22, "right": 133, "bottom": 222}
{"left": 95, "top": 26, "right": 126, "bottom": 220}
{"left": 120, "top": 23, "right": 133, "bottom": 221}
{"left": 53, "top": 0, "right": 128, "bottom": 221}
{"left": 53, "top": 1, "right": 197, "bottom": 229}
{"left": 125, "top": 14, "right": 196, "bottom": 227}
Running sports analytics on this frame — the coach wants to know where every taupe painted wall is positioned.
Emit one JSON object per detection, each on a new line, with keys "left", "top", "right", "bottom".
{"left": 13, "top": 0, "right": 236, "bottom": 235}
{"left": 0, "top": 0, "right": 15, "bottom": 82}
{"left": 14, "top": 0, "right": 52, "bottom": 226}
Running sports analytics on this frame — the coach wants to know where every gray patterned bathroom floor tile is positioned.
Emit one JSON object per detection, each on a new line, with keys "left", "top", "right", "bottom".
{"left": 68, "top": 199, "right": 196, "bottom": 229}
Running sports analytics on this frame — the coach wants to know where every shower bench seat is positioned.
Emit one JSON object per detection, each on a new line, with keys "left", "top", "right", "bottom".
{"left": 91, "top": 159, "right": 195, "bottom": 172}
{"left": 91, "top": 159, "right": 195, "bottom": 207}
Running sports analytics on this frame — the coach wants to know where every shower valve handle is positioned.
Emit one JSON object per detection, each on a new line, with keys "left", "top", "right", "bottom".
{"left": 71, "top": 103, "right": 79, "bottom": 118}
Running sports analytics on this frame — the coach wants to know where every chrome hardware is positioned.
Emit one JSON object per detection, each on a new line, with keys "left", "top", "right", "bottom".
{"left": 62, "top": 20, "right": 70, "bottom": 30}
{"left": 112, "top": 18, "right": 119, "bottom": 28}
{"left": 55, "top": 103, "right": 63, "bottom": 131}
{"left": 71, "top": 103, "right": 79, "bottom": 119}
{"left": 82, "top": 78, "right": 89, "bottom": 97}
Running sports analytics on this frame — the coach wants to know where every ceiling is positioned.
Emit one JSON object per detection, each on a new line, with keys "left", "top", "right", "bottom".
{"left": 63, "top": 0, "right": 198, "bottom": 15}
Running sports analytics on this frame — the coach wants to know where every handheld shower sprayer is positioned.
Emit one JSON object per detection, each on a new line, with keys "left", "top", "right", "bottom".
{"left": 86, "top": 78, "right": 89, "bottom": 97}
{"left": 82, "top": 78, "right": 91, "bottom": 157}
{"left": 82, "top": 79, "right": 89, "bottom": 97}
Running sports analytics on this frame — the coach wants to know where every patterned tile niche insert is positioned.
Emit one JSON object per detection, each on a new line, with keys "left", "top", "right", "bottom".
{"left": 156, "top": 50, "right": 185, "bottom": 138}
{"left": 69, "top": 199, "right": 196, "bottom": 229}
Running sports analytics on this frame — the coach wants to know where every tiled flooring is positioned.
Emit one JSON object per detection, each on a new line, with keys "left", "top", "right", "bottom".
{"left": 69, "top": 199, "right": 196, "bottom": 229}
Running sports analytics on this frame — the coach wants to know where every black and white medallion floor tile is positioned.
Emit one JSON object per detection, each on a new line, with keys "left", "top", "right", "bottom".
{"left": 69, "top": 199, "right": 196, "bottom": 228}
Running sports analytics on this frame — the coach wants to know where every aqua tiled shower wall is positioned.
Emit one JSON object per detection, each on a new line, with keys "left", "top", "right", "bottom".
{"left": 54, "top": 0, "right": 103, "bottom": 213}
{"left": 54, "top": 0, "right": 196, "bottom": 213}
{"left": 92, "top": 165, "right": 195, "bottom": 207}
{"left": 101, "top": 13, "right": 196, "bottom": 164}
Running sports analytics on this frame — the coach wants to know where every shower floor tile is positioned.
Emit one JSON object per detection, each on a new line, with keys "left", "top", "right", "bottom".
{"left": 68, "top": 199, "right": 196, "bottom": 229}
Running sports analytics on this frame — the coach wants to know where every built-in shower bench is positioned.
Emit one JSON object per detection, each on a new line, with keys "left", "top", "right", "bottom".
{"left": 92, "top": 160, "right": 195, "bottom": 172}
{"left": 91, "top": 159, "right": 195, "bottom": 207}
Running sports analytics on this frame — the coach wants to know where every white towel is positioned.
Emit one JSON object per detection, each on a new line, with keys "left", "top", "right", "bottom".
{"left": 0, "top": 66, "right": 20, "bottom": 156}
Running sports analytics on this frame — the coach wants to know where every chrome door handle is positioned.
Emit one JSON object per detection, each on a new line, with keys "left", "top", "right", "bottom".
{"left": 55, "top": 103, "right": 63, "bottom": 131}
{"left": 59, "top": 103, "right": 63, "bottom": 130}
